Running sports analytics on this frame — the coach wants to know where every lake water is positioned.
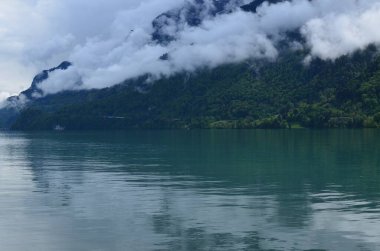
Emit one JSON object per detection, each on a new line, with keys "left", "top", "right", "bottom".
{"left": 0, "top": 130, "right": 380, "bottom": 251}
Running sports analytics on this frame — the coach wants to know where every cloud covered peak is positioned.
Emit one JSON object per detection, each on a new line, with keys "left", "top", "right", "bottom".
{"left": 2, "top": 0, "right": 380, "bottom": 99}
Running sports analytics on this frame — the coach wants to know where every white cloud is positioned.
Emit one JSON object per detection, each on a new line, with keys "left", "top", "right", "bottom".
{"left": 2, "top": 0, "right": 380, "bottom": 99}
{"left": 52, "top": 9, "right": 278, "bottom": 91}
{"left": 302, "top": 1, "right": 380, "bottom": 60}
{"left": 0, "top": 0, "right": 184, "bottom": 97}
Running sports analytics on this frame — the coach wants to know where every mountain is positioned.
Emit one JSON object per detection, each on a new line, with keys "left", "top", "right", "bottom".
{"left": 2, "top": 0, "right": 380, "bottom": 130}
{"left": 21, "top": 61, "right": 72, "bottom": 99}
{"left": 0, "top": 61, "right": 71, "bottom": 129}
{"left": 152, "top": 0, "right": 234, "bottom": 44}
{"left": 241, "top": 0, "right": 286, "bottom": 13}
{"left": 8, "top": 45, "right": 380, "bottom": 130}
{"left": 152, "top": 0, "right": 287, "bottom": 44}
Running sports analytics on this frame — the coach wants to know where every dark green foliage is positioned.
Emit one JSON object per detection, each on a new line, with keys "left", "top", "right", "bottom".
{"left": 11, "top": 47, "right": 380, "bottom": 130}
{"left": 0, "top": 107, "right": 19, "bottom": 129}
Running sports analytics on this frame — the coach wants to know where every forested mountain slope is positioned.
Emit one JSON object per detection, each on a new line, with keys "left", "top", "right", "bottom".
{"left": 10, "top": 46, "right": 380, "bottom": 130}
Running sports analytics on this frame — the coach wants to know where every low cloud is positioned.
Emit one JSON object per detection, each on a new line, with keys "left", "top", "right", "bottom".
{"left": 0, "top": 92, "right": 11, "bottom": 107}
{"left": 302, "top": 1, "right": 380, "bottom": 60}
{"left": 2, "top": 0, "right": 380, "bottom": 98}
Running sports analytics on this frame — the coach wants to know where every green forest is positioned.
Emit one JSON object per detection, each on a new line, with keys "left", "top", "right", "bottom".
{"left": 10, "top": 46, "right": 380, "bottom": 130}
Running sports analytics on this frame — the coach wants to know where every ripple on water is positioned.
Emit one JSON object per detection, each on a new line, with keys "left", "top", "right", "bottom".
{"left": 0, "top": 131, "right": 380, "bottom": 251}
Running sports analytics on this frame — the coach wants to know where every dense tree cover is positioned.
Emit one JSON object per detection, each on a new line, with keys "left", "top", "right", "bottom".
{"left": 11, "top": 46, "right": 380, "bottom": 130}
{"left": 0, "top": 107, "right": 19, "bottom": 129}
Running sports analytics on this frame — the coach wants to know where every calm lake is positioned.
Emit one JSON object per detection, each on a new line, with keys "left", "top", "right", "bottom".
{"left": 0, "top": 130, "right": 380, "bottom": 251}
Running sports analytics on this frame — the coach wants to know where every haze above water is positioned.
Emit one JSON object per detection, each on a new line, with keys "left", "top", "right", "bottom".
{"left": 0, "top": 130, "right": 380, "bottom": 251}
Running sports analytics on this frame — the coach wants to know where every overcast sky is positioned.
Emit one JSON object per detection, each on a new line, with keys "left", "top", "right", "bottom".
{"left": 1, "top": 0, "right": 380, "bottom": 101}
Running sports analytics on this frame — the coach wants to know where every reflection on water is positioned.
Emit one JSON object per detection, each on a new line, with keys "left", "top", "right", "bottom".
{"left": 0, "top": 130, "right": 380, "bottom": 251}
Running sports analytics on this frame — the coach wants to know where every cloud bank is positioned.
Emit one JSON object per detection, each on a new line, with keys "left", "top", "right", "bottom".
{"left": 2, "top": 0, "right": 380, "bottom": 99}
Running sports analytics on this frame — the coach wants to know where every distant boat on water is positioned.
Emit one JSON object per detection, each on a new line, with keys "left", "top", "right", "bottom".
{"left": 53, "top": 125, "right": 65, "bottom": 131}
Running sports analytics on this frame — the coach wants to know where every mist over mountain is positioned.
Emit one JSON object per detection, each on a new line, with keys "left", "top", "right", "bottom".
{"left": 1, "top": 0, "right": 380, "bottom": 130}
{"left": 3, "top": 0, "right": 380, "bottom": 100}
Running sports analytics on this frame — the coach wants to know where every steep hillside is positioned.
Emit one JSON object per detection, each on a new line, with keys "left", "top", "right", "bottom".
{"left": 10, "top": 47, "right": 380, "bottom": 130}
{"left": 0, "top": 62, "right": 72, "bottom": 129}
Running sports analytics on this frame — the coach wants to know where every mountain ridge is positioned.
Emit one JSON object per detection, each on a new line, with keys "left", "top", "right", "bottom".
{"left": 2, "top": 0, "right": 380, "bottom": 130}
{"left": 8, "top": 46, "right": 380, "bottom": 130}
{"left": 0, "top": 61, "right": 71, "bottom": 129}
{"left": 152, "top": 0, "right": 287, "bottom": 44}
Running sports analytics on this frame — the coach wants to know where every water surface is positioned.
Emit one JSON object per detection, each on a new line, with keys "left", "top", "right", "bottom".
{"left": 1, "top": 130, "right": 380, "bottom": 251}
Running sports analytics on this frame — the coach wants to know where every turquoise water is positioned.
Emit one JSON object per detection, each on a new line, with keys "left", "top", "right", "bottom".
{"left": 0, "top": 130, "right": 380, "bottom": 251}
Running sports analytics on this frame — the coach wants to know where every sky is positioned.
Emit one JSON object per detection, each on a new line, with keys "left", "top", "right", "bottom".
{"left": 1, "top": 0, "right": 380, "bottom": 101}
